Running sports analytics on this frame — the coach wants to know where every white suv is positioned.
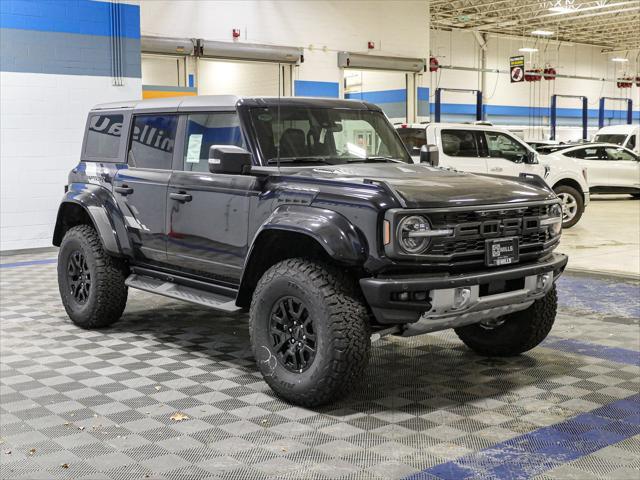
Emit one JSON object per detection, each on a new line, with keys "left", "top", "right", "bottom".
{"left": 397, "top": 123, "right": 590, "bottom": 228}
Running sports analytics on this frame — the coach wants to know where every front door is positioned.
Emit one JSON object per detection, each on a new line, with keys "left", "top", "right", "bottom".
{"left": 165, "top": 112, "right": 258, "bottom": 284}
{"left": 437, "top": 129, "right": 488, "bottom": 173}
{"left": 601, "top": 146, "right": 640, "bottom": 190}
{"left": 481, "top": 130, "right": 545, "bottom": 178}
{"left": 113, "top": 113, "right": 178, "bottom": 264}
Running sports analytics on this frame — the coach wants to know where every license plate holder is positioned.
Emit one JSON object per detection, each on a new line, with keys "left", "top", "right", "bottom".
{"left": 485, "top": 237, "right": 519, "bottom": 267}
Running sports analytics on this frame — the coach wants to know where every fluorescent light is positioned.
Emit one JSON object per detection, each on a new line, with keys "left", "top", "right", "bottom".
{"left": 519, "top": 47, "right": 539, "bottom": 53}
{"left": 532, "top": 30, "right": 554, "bottom": 36}
{"left": 549, "top": 6, "right": 573, "bottom": 14}
{"left": 611, "top": 57, "right": 629, "bottom": 62}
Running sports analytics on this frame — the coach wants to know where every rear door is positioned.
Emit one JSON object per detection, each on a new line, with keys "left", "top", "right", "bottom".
{"left": 437, "top": 129, "right": 487, "bottom": 173}
{"left": 601, "top": 146, "right": 640, "bottom": 189}
{"left": 481, "top": 130, "right": 545, "bottom": 178}
{"left": 113, "top": 113, "right": 178, "bottom": 263}
{"left": 166, "top": 112, "right": 259, "bottom": 284}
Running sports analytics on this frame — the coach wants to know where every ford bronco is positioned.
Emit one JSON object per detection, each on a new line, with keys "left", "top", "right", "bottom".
{"left": 53, "top": 96, "right": 567, "bottom": 406}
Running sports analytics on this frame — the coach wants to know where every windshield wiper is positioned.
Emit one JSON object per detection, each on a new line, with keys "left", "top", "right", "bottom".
{"left": 346, "top": 156, "right": 402, "bottom": 163}
{"left": 266, "top": 157, "right": 331, "bottom": 165}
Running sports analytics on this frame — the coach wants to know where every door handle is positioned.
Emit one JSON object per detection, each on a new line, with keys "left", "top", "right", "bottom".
{"left": 170, "top": 192, "right": 192, "bottom": 203}
{"left": 114, "top": 185, "right": 134, "bottom": 195}
{"left": 490, "top": 167, "right": 503, "bottom": 172}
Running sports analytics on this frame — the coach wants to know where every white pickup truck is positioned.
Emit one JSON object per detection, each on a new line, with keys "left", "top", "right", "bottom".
{"left": 397, "top": 123, "right": 590, "bottom": 228}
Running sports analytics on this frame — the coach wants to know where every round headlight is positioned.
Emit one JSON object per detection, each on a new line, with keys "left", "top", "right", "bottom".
{"left": 397, "top": 215, "right": 431, "bottom": 254}
{"left": 550, "top": 204, "right": 562, "bottom": 218}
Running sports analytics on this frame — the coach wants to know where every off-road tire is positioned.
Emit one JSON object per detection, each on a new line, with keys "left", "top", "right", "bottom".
{"left": 58, "top": 225, "right": 128, "bottom": 329}
{"left": 454, "top": 285, "right": 557, "bottom": 357}
{"left": 250, "top": 259, "right": 370, "bottom": 407}
{"left": 553, "top": 185, "right": 584, "bottom": 229}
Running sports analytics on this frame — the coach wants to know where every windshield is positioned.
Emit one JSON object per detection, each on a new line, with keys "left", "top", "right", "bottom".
{"left": 594, "top": 134, "right": 627, "bottom": 146}
{"left": 396, "top": 128, "right": 427, "bottom": 154}
{"left": 249, "top": 106, "right": 411, "bottom": 165}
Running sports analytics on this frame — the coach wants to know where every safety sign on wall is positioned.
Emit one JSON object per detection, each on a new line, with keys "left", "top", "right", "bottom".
{"left": 510, "top": 56, "right": 525, "bottom": 83}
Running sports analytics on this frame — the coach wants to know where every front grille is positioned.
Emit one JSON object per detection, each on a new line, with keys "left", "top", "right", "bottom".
{"left": 423, "top": 203, "right": 556, "bottom": 264}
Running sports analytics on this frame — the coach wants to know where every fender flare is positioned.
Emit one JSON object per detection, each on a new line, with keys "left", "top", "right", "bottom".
{"left": 52, "top": 183, "right": 131, "bottom": 257}
{"left": 237, "top": 205, "right": 368, "bottom": 303}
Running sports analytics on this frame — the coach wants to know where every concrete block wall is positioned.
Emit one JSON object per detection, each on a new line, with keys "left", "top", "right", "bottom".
{"left": 0, "top": 0, "right": 142, "bottom": 251}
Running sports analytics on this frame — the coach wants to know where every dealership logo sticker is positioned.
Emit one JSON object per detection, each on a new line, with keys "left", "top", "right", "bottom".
{"left": 510, "top": 55, "right": 525, "bottom": 83}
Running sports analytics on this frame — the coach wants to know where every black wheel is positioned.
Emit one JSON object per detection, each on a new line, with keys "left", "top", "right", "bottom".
{"left": 58, "top": 225, "right": 128, "bottom": 329}
{"left": 250, "top": 259, "right": 370, "bottom": 407}
{"left": 454, "top": 285, "right": 557, "bottom": 357}
{"left": 553, "top": 185, "right": 584, "bottom": 228}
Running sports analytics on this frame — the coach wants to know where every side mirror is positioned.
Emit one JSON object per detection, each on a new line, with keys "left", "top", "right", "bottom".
{"left": 525, "top": 151, "right": 538, "bottom": 164}
{"left": 209, "top": 145, "right": 252, "bottom": 174}
{"left": 419, "top": 144, "right": 439, "bottom": 166}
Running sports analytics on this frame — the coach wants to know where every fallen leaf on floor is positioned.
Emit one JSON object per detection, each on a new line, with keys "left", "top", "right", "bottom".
{"left": 78, "top": 426, "right": 85, "bottom": 431}
{"left": 154, "top": 386, "right": 161, "bottom": 391}
{"left": 261, "top": 419, "right": 268, "bottom": 425}
{"left": 61, "top": 463, "right": 69, "bottom": 469}
{"left": 4, "top": 450, "right": 11, "bottom": 455}
{"left": 170, "top": 412, "right": 189, "bottom": 422}
{"left": 29, "top": 448, "right": 36, "bottom": 456}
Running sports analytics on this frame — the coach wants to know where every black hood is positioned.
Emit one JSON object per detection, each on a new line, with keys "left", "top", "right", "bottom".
{"left": 262, "top": 163, "right": 555, "bottom": 208}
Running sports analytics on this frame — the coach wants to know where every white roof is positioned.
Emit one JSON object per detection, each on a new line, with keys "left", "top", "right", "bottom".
{"left": 595, "top": 125, "right": 638, "bottom": 135}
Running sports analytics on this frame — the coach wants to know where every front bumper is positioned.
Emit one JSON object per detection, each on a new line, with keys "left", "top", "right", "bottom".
{"left": 360, "top": 253, "right": 567, "bottom": 334}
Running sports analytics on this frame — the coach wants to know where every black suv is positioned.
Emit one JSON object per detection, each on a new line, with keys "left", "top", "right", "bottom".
{"left": 53, "top": 96, "right": 567, "bottom": 406}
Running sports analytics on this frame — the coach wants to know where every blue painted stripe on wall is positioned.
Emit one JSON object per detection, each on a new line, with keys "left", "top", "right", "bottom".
{"left": 417, "top": 86, "right": 429, "bottom": 101}
{"left": 143, "top": 85, "right": 197, "bottom": 92}
{"left": 431, "top": 102, "right": 640, "bottom": 120}
{"left": 346, "top": 88, "right": 407, "bottom": 104}
{"left": 0, "top": 0, "right": 140, "bottom": 39}
{"left": 294, "top": 80, "right": 339, "bottom": 98}
{"left": 407, "top": 394, "right": 640, "bottom": 480}
{"left": 0, "top": 28, "right": 141, "bottom": 77}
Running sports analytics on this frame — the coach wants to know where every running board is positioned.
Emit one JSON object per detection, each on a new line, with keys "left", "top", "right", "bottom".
{"left": 125, "top": 274, "right": 241, "bottom": 313}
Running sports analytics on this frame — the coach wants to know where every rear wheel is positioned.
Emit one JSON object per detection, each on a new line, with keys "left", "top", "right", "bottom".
{"left": 553, "top": 185, "right": 584, "bottom": 228}
{"left": 454, "top": 286, "right": 557, "bottom": 357}
{"left": 250, "top": 259, "right": 370, "bottom": 407}
{"left": 58, "top": 225, "right": 128, "bottom": 329}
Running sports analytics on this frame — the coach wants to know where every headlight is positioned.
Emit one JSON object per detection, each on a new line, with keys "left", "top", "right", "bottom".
{"left": 541, "top": 203, "right": 563, "bottom": 236}
{"left": 397, "top": 215, "right": 431, "bottom": 254}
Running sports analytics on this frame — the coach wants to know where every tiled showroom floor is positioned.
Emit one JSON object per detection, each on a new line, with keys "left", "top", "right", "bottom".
{"left": 0, "top": 251, "right": 639, "bottom": 480}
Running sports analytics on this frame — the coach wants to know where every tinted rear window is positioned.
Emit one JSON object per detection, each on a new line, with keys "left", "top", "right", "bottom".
{"left": 85, "top": 114, "right": 124, "bottom": 159}
{"left": 594, "top": 134, "right": 627, "bottom": 146}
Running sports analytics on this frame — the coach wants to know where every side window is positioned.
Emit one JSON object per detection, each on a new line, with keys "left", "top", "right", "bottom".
{"left": 85, "top": 114, "right": 124, "bottom": 159}
{"left": 128, "top": 115, "right": 178, "bottom": 169}
{"left": 626, "top": 135, "right": 636, "bottom": 151}
{"left": 183, "top": 113, "right": 245, "bottom": 172}
{"left": 441, "top": 130, "right": 480, "bottom": 157}
{"left": 484, "top": 131, "right": 527, "bottom": 161}
{"left": 604, "top": 147, "right": 636, "bottom": 161}
{"left": 566, "top": 147, "right": 601, "bottom": 160}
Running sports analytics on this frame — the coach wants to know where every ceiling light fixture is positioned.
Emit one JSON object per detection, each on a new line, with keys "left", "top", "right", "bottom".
{"left": 548, "top": 6, "right": 574, "bottom": 14}
{"left": 611, "top": 57, "right": 629, "bottom": 62}
{"left": 532, "top": 30, "right": 554, "bottom": 36}
{"left": 519, "top": 47, "right": 539, "bottom": 53}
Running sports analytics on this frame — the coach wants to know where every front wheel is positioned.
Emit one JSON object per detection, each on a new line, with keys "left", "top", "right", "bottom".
{"left": 58, "top": 225, "right": 128, "bottom": 329}
{"left": 250, "top": 259, "right": 370, "bottom": 407}
{"left": 553, "top": 185, "right": 584, "bottom": 228}
{"left": 454, "top": 286, "right": 557, "bottom": 357}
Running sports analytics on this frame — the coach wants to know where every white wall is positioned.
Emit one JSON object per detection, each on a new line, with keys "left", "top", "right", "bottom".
{"left": 430, "top": 29, "right": 640, "bottom": 141}
{"left": 0, "top": 73, "right": 141, "bottom": 251}
{"left": 139, "top": 0, "right": 429, "bottom": 87}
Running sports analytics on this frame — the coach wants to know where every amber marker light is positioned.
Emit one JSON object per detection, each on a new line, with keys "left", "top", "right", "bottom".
{"left": 383, "top": 220, "right": 391, "bottom": 245}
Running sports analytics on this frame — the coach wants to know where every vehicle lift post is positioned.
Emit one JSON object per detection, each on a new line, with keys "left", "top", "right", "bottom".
{"left": 434, "top": 88, "right": 483, "bottom": 123}
{"left": 550, "top": 94, "right": 588, "bottom": 141}
{"left": 598, "top": 97, "right": 633, "bottom": 129}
